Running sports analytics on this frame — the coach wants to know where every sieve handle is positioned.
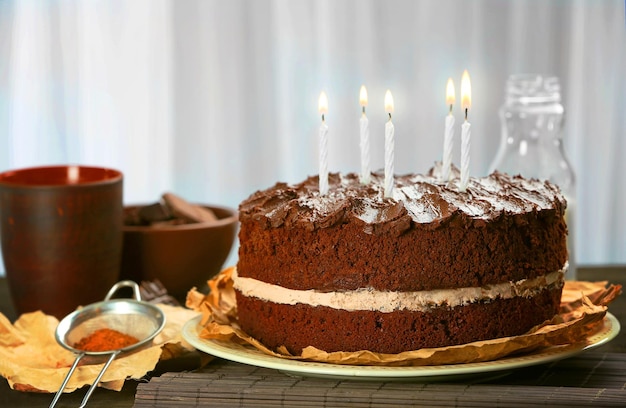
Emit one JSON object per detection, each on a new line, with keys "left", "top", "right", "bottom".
{"left": 104, "top": 280, "right": 142, "bottom": 301}
{"left": 79, "top": 352, "right": 119, "bottom": 408}
{"left": 49, "top": 352, "right": 85, "bottom": 408}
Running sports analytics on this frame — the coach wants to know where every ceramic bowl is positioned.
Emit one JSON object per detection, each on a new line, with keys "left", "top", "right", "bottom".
{"left": 120, "top": 204, "right": 238, "bottom": 298}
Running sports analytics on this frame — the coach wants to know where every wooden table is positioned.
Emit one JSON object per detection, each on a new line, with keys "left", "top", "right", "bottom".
{"left": 1, "top": 266, "right": 624, "bottom": 407}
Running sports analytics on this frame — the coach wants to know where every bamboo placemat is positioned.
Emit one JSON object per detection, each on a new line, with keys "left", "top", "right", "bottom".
{"left": 134, "top": 351, "right": 626, "bottom": 407}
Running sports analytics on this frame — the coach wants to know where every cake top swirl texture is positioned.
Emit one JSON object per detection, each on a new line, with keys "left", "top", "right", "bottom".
{"left": 239, "top": 166, "right": 567, "bottom": 236}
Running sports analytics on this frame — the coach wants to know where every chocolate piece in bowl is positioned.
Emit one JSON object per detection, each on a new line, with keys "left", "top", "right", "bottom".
{"left": 124, "top": 202, "right": 173, "bottom": 226}
{"left": 163, "top": 192, "right": 218, "bottom": 223}
{"left": 138, "top": 202, "right": 174, "bottom": 223}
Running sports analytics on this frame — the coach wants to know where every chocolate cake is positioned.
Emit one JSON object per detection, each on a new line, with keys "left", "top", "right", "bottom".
{"left": 234, "top": 166, "right": 568, "bottom": 354}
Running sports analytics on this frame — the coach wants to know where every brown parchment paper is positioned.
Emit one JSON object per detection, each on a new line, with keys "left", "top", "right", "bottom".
{"left": 186, "top": 266, "right": 622, "bottom": 366}
{"left": 0, "top": 304, "right": 199, "bottom": 393}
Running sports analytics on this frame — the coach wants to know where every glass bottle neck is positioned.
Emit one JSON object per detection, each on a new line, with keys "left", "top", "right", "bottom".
{"left": 505, "top": 74, "right": 562, "bottom": 105}
{"left": 501, "top": 75, "right": 565, "bottom": 143}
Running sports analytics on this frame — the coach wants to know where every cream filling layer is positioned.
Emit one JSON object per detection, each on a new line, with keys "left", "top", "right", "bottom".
{"left": 233, "top": 267, "right": 565, "bottom": 313}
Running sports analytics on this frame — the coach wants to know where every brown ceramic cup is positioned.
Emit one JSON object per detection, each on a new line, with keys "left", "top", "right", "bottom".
{"left": 0, "top": 165, "right": 123, "bottom": 319}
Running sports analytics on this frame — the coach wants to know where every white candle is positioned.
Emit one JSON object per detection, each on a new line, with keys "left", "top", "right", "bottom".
{"left": 460, "top": 121, "right": 471, "bottom": 191}
{"left": 442, "top": 78, "right": 456, "bottom": 183}
{"left": 459, "top": 70, "right": 472, "bottom": 192}
{"left": 384, "top": 90, "right": 395, "bottom": 198}
{"left": 318, "top": 91, "right": 329, "bottom": 195}
{"left": 359, "top": 85, "right": 371, "bottom": 184}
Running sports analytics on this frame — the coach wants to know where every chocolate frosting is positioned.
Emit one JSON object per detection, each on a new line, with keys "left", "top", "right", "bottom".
{"left": 239, "top": 163, "right": 567, "bottom": 236}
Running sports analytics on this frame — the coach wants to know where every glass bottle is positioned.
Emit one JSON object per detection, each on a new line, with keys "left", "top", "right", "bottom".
{"left": 489, "top": 74, "right": 576, "bottom": 280}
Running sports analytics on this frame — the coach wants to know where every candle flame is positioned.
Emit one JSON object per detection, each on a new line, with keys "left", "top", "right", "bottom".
{"left": 359, "top": 85, "right": 368, "bottom": 107}
{"left": 384, "top": 90, "right": 394, "bottom": 115}
{"left": 461, "top": 70, "right": 471, "bottom": 110}
{"left": 446, "top": 78, "right": 456, "bottom": 106}
{"left": 318, "top": 91, "right": 328, "bottom": 115}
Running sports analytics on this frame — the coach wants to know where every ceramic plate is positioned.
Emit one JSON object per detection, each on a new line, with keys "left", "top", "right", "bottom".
{"left": 182, "top": 313, "right": 619, "bottom": 382}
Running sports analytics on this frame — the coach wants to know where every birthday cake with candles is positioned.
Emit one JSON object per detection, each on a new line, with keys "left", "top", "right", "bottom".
{"left": 233, "top": 165, "right": 568, "bottom": 354}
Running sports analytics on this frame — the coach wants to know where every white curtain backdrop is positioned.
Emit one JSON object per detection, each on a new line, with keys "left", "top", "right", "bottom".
{"left": 0, "top": 0, "right": 625, "bottom": 273}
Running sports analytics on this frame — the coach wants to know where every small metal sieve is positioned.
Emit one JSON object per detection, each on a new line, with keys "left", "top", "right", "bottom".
{"left": 49, "top": 280, "right": 166, "bottom": 408}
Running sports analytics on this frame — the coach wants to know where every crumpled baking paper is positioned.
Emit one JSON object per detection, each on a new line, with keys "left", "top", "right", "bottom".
{"left": 0, "top": 304, "right": 199, "bottom": 393}
{"left": 186, "top": 266, "right": 622, "bottom": 366}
